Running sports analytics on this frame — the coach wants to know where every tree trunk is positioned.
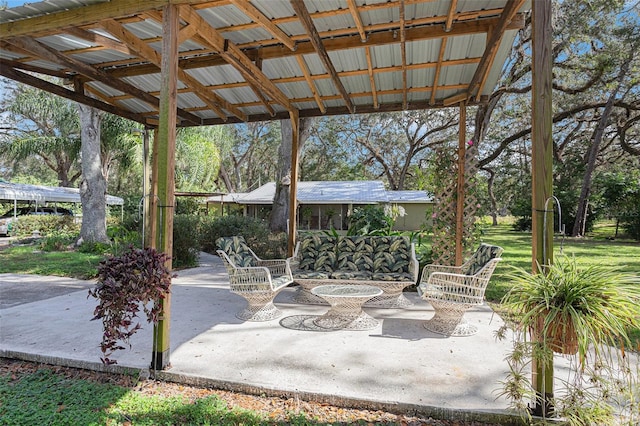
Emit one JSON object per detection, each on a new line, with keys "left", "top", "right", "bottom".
{"left": 77, "top": 103, "right": 109, "bottom": 244}
{"left": 484, "top": 167, "right": 499, "bottom": 226}
{"left": 269, "top": 118, "right": 314, "bottom": 232}
{"left": 572, "top": 54, "right": 633, "bottom": 236}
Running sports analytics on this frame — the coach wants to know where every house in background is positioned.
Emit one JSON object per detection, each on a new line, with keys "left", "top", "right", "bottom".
{"left": 207, "top": 181, "right": 433, "bottom": 231}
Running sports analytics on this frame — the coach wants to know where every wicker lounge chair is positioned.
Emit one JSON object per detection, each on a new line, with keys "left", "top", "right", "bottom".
{"left": 216, "top": 236, "right": 293, "bottom": 321}
{"left": 418, "top": 244, "right": 503, "bottom": 336}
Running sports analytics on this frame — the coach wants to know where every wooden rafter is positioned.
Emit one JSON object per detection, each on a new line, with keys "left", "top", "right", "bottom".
{"left": 364, "top": 46, "right": 379, "bottom": 109}
{"left": 99, "top": 18, "right": 245, "bottom": 122}
{"left": 430, "top": 37, "right": 447, "bottom": 105}
{"left": 110, "top": 58, "right": 481, "bottom": 106}
{"left": 0, "top": 57, "right": 69, "bottom": 79}
{"left": 179, "top": 4, "right": 293, "bottom": 111}
{"left": 0, "top": 63, "right": 147, "bottom": 124}
{"left": 400, "top": 0, "right": 407, "bottom": 110}
{"left": 228, "top": 0, "right": 296, "bottom": 50}
{"left": 459, "top": 0, "right": 525, "bottom": 101}
{"left": 104, "top": 15, "right": 523, "bottom": 79}
{"left": 290, "top": 0, "right": 355, "bottom": 114}
{"left": 445, "top": 0, "right": 458, "bottom": 32}
{"left": 6, "top": 35, "right": 201, "bottom": 125}
{"left": 347, "top": 0, "right": 367, "bottom": 42}
{"left": 296, "top": 55, "right": 325, "bottom": 113}
{"left": 65, "top": 27, "right": 135, "bottom": 56}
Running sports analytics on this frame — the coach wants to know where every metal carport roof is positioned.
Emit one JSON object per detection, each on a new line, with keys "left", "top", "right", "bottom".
{"left": 0, "top": 181, "right": 124, "bottom": 205}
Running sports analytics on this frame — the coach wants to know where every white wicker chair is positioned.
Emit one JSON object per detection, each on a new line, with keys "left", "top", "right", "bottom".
{"left": 418, "top": 244, "right": 503, "bottom": 336}
{"left": 217, "top": 236, "right": 293, "bottom": 321}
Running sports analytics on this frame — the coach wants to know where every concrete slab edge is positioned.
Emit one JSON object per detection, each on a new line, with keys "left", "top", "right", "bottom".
{"left": 1, "top": 350, "right": 530, "bottom": 425}
{"left": 152, "top": 370, "right": 529, "bottom": 426}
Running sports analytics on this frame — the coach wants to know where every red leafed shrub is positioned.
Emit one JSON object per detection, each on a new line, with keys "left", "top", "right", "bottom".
{"left": 88, "top": 246, "right": 174, "bottom": 365}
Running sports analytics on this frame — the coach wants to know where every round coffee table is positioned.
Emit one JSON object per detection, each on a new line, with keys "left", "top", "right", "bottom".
{"left": 311, "top": 284, "right": 382, "bottom": 330}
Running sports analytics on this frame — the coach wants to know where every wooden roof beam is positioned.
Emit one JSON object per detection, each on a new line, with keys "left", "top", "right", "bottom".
{"left": 99, "top": 18, "right": 242, "bottom": 122}
{"left": 228, "top": 0, "right": 296, "bottom": 50}
{"left": 347, "top": 0, "right": 367, "bottom": 42}
{"left": 290, "top": 0, "right": 355, "bottom": 114}
{"left": 430, "top": 37, "right": 447, "bottom": 105}
{"left": 7, "top": 35, "right": 201, "bottom": 125}
{"left": 445, "top": 0, "right": 458, "bottom": 32}
{"left": 0, "top": 63, "right": 148, "bottom": 124}
{"left": 400, "top": 0, "right": 407, "bottom": 110}
{"left": 179, "top": 5, "right": 293, "bottom": 111}
{"left": 105, "top": 14, "right": 524, "bottom": 78}
{"left": 364, "top": 46, "right": 379, "bottom": 109}
{"left": 296, "top": 55, "right": 325, "bottom": 113}
{"left": 465, "top": 0, "right": 525, "bottom": 97}
{"left": 64, "top": 27, "right": 136, "bottom": 56}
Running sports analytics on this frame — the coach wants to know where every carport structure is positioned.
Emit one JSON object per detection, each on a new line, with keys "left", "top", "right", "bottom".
{"left": 0, "top": 1, "right": 554, "bottom": 410}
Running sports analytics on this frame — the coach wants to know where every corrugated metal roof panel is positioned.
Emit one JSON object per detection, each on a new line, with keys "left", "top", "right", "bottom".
{"left": 370, "top": 44, "right": 402, "bottom": 68}
{"left": 115, "top": 97, "right": 155, "bottom": 114}
{"left": 86, "top": 80, "right": 125, "bottom": 97}
{"left": 239, "top": 181, "right": 389, "bottom": 204}
{"left": 188, "top": 65, "right": 244, "bottom": 86}
{"left": 71, "top": 50, "right": 133, "bottom": 65}
{"left": 0, "top": 0, "right": 108, "bottom": 22}
{"left": 263, "top": 56, "right": 301, "bottom": 79}
{"left": 198, "top": 5, "right": 251, "bottom": 29}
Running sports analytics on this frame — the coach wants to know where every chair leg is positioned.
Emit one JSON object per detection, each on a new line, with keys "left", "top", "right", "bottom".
{"left": 235, "top": 292, "right": 282, "bottom": 321}
{"left": 423, "top": 301, "right": 477, "bottom": 337}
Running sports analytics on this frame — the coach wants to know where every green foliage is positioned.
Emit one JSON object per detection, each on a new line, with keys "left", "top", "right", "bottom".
{"left": 172, "top": 214, "right": 201, "bottom": 268}
{"left": 10, "top": 215, "right": 78, "bottom": 238}
{"left": 347, "top": 205, "right": 390, "bottom": 235}
{"left": 199, "top": 215, "right": 287, "bottom": 259}
{"left": 498, "top": 256, "right": 640, "bottom": 425}
{"left": 39, "top": 230, "right": 77, "bottom": 252}
{"left": 88, "top": 247, "right": 173, "bottom": 365}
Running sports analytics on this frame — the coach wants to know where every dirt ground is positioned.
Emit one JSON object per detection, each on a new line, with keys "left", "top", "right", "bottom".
{"left": 1, "top": 358, "right": 504, "bottom": 425}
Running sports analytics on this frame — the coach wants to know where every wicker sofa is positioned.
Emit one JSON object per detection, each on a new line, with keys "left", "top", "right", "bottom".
{"left": 286, "top": 234, "right": 418, "bottom": 308}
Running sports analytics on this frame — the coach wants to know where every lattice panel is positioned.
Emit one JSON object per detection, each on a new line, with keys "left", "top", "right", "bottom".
{"left": 431, "top": 143, "right": 479, "bottom": 266}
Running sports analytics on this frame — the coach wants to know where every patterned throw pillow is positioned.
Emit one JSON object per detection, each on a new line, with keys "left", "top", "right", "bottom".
{"left": 462, "top": 244, "right": 504, "bottom": 275}
{"left": 216, "top": 236, "right": 256, "bottom": 267}
{"left": 373, "top": 236, "right": 411, "bottom": 274}
{"left": 335, "top": 236, "right": 374, "bottom": 273}
{"left": 297, "top": 234, "right": 337, "bottom": 272}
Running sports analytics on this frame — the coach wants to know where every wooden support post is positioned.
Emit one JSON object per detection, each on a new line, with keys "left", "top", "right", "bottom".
{"left": 142, "top": 127, "right": 153, "bottom": 248}
{"left": 531, "top": 0, "right": 554, "bottom": 417}
{"left": 151, "top": 4, "right": 179, "bottom": 371}
{"left": 287, "top": 110, "right": 300, "bottom": 257}
{"left": 455, "top": 102, "right": 466, "bottom": 266}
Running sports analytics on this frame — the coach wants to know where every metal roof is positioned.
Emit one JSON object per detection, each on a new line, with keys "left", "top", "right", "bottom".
{"left": 218, "top": 181, "right": 432, "bottom": 205}
{"left": 0, "top": 181, "right": 124, "bottom": 205}
{"left": 0, "top": 0, "right": 530, "bottom": 127}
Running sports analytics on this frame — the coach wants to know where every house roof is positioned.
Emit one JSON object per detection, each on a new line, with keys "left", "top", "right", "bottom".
{"left": 0, "top": 0, "right": 530, "bottom": 127}
{"left": 209, "top": 181, "right": 432, "bottom": 205}
{"left": 0, "top": 181, "right": 124, "bottom": 205}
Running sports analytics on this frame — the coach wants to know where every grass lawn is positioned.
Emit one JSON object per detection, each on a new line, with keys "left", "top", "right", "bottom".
{"left": 480, "top": 222, "right": 640, "bottom": 302}
{"left": 0, "top": 360, "right": 429, "bottom": 425}
{"left": 0, "top": 245, "right": 102, "bottom": 280}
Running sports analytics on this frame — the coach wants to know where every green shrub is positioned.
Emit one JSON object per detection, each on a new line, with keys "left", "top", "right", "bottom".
{"left": 40, "top": 230, "right": 78, "bottom": 251}
{"left": 172, "top": 214, "right": 201, "bottom": 268}
{"left": 10, "top": 215, "right": 79, "bottom": 238}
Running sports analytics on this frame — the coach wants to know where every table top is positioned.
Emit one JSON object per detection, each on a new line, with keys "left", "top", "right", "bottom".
{"left": 311, "top": 284, "right": 382, "bottom": 298}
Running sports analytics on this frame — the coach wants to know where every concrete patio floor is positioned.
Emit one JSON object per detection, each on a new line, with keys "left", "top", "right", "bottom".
{"left": 1, "top": 252, "right": 528, "bottom": 424}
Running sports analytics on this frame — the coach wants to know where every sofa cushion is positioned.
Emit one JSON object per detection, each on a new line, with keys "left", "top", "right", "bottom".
{"left": 372, "top": 272, "right": 414, "bottom": 282}
{"left": 461, "top": 244, "right": 503, "bottom": 275}
{"left": 335, "top": 236, "right": 374, "bottom": 273}
{"left": 216, "top": 236, "right": 256, "bottom": 267}
{"left": 330, "top": 270, "right": 373, "bottom": 280}
{"left": 297, "top": 234, "right": 337, "bottom": 272}
{"left": 373, "top": 236, "right": 412, "bottom": 274}
{"left": 292, "top": 270, "right": 331, "bottom": 280}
